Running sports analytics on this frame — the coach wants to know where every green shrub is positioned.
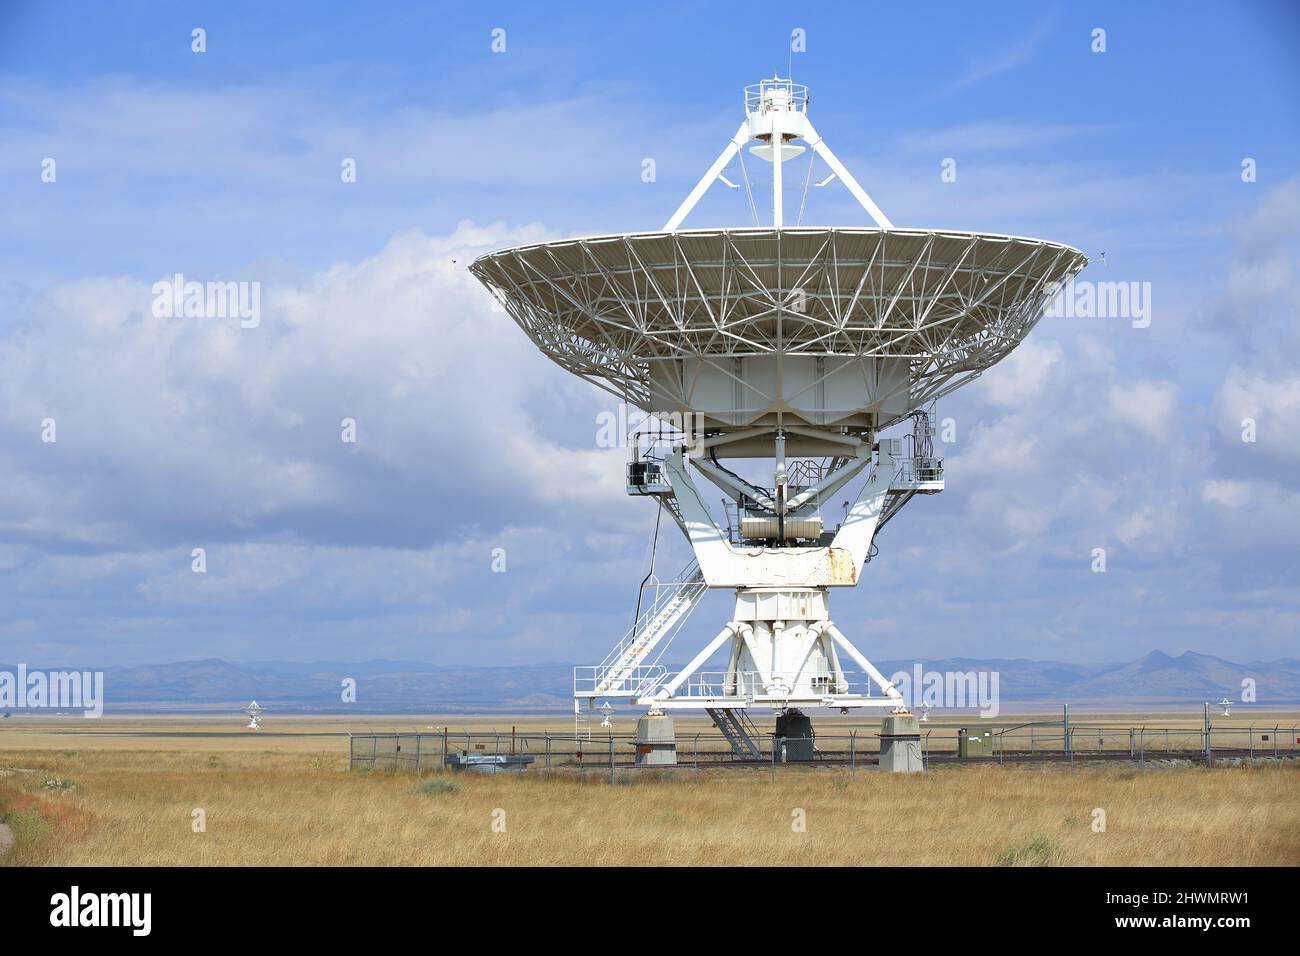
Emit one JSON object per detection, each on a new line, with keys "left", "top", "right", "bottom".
{"left": 995, "top": 836, "right": 1065, "bottom": 866}
{"left": 415, "top": 777, "right": 458, "bottom": 795}
{"left": 5, "top": 809, "right": 52, "bottom": 843}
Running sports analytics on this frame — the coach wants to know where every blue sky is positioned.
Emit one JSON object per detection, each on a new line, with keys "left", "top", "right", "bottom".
{"left": 0, "top": 1, "right": 1297, "bottom": 668}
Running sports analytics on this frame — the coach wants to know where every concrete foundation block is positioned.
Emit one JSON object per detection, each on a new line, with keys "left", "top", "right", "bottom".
{"left": 879, "top": 712, "right": 924, "bottom": 773}
{"left": 635, "top": 714, "right": 677, "bottom": 766}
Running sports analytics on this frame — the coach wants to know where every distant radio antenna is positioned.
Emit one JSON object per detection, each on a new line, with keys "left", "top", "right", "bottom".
{"left": 245, "top": 700, "right": 263, "bottom": 730}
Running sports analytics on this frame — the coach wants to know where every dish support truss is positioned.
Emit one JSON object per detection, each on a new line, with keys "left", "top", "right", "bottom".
{"left": 472, "top": 227, "right": 1086, "bottom": 435}
{"left": 576, "top": 433, "right": 943, "bottom": 713}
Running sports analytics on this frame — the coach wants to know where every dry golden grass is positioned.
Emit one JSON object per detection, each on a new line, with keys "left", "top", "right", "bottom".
{"left": 2, "top": 744, "right": 1297, "bottom": 867}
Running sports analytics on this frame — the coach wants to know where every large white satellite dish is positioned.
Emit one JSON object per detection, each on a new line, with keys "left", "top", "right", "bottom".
{"left": 473, "top": 76, "right": 1086, "bottom": 736}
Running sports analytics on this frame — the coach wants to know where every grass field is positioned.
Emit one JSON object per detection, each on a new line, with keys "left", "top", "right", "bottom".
{"left": 1, "top": 714, "right": 1298, "bottom": 866}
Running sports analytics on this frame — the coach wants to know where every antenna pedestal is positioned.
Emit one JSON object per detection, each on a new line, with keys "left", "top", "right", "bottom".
{"left": 642, "top": 590, "right": 904, "bottom": 713}
{"left": 729, "top": 588, "right": 839, "bottom": 702}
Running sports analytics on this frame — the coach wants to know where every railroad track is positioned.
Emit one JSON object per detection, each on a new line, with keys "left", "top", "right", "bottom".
{"left": 566, "top": 747, "right": 1299, "bottom": 770}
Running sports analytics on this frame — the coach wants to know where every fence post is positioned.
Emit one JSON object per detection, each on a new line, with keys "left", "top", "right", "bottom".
{"left": 694, "top": 733, "right": 699, "bottom": 771}
{"left": 850, "top": 731, "right": 856, "bottom": 778}
{"left": 608, "top": 734, "right": 615, "bottom": 785}
{"left": 1204, "top": 703, "right": 1212, "bottom": 765}
{"left": 770, "top": 737, "right": 776, "bottom": 783}
{"left": 545, "top": 733, "right": 552, "bottom": 771}
{"left": 415, "top": 733, "right": 422, "bottom": 772}
{"left": 1063, "top": 704, "right": 1071, "bottom": 761}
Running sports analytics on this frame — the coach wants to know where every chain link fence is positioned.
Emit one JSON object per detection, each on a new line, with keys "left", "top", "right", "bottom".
{"left": 348, "top": 718, "right": 1300, "bottom": 774}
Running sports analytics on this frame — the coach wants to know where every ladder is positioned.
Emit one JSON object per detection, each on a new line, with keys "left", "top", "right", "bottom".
{"left": 707, "top": 707, "right": 763, "bottom": 759}
{"left": 573, "top": 710, "right": 592, "bottom": 742}
{"left": 585, "top": 560, "right": 706, "bottom": 698}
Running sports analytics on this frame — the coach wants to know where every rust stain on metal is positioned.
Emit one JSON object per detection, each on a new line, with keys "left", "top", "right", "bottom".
{"left": 827, "top": 548, "right": 857, "bottom": 585}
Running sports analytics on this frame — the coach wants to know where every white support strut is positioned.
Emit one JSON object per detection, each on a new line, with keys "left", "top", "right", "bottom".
{"left": 663, "top": 121, "right": 749, "bottom": 232}
{"left": 662, "top": 82, "right": 894, "bottom": 232}
{"left": 781, "top": 454, "right": 871, "bottom": 514}
{"left": 771, "top": 120, "right": 784, "bottom": 229}
{"left": 820, "top": 622, "right": 905, "bottom": 704}
{"left": 804, "top": 122, "right": 893, "bottom": 230}
{"left": 653, "top": 622, "right": 749, "bottom": 700}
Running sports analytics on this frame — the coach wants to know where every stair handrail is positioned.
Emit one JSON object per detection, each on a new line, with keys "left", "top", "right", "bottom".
{"left": 596, "top": 557, "right": 703, "bottom": 670}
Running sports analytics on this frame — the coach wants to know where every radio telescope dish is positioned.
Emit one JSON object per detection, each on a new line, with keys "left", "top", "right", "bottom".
{"left": 472, "top": 76, "right": 1088, "bottom": 746}
{"left": 245, "top": 700, "right": 263, "bottom": 730}
{"left": 474, "top": 228, "right": 1082, "bottom": 442}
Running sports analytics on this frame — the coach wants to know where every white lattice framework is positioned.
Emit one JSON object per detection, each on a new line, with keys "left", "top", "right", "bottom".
{"left": 471, "top": 227, "right": 1086, "bottom": 430}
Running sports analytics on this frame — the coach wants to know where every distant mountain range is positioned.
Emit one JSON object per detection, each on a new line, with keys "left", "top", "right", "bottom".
{"left": 2, "top": 650, "right": 1298, "bottom": 713}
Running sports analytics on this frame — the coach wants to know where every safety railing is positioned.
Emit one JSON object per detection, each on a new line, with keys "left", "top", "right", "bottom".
{"left": 891, "top": 456, "right": 944, "bottom": 488}
{"left": 573, "top": 664, "right": 667, "bottom": 698}
{"left": 744, "top": 78, "right": 808, "bottom": 115}
{"left": 593, "top": 558, "right": 703, "bottom": 673}
{"left": 665, "top": 669, "right": 884, "bottom": 701}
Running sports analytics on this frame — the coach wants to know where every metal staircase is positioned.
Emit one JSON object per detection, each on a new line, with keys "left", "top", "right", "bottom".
{"left": 660, "top": 494, "right": 689, "bottom": 537}
{"left": 574, "top": 559, "right": 707, "bottom": 701}
{"left": 707, "top": 707, "right": 763, "bottom": 759}
{"left": 876, "top": 487, "right": 917, "bottom": 535}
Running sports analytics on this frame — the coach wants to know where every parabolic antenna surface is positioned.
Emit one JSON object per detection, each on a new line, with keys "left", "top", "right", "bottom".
{"left": 472, "top": 226, "right": 1085, "bottom": 432}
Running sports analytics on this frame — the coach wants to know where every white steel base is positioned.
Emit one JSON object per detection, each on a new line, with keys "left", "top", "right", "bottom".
{"left": 636, "top": 587, "right": 906, "bottom": 712}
